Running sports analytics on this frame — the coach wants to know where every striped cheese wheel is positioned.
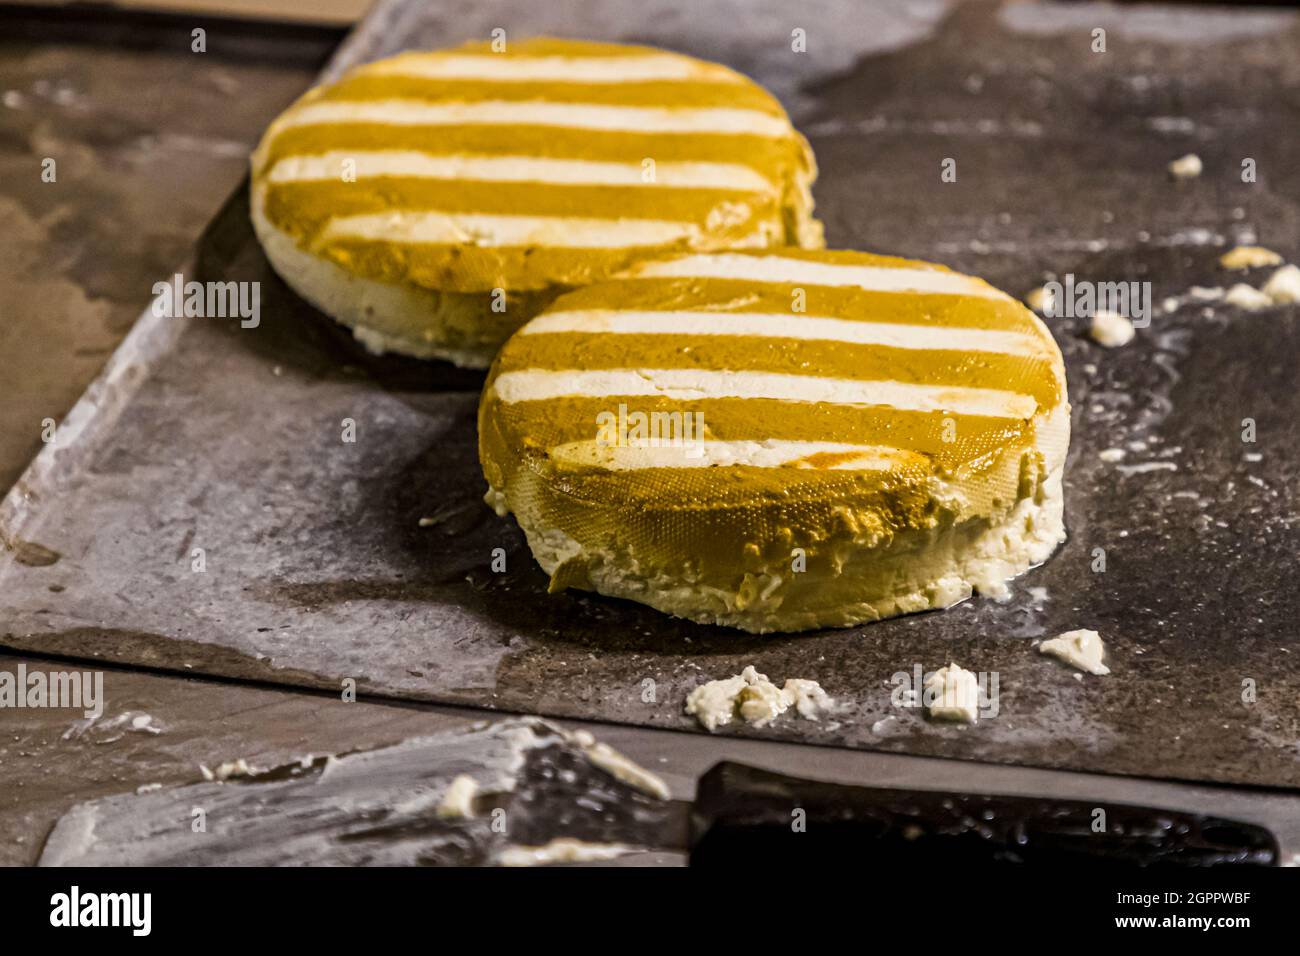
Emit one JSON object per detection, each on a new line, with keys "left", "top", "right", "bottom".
{"left": 479, "top": 249, "right": 1071, "bottom": 633}
{"left": 250, "top": 37, "right": 822, "bottom": 367}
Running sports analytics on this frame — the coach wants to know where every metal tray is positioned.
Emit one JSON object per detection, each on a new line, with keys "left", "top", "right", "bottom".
{"left": 3, "top": 0, "right": 1298, "bottom": 788}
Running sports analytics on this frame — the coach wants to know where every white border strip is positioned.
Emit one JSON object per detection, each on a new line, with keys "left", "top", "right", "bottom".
{"left": 493, "top": 368, "right": 1038, "bottom": 419}
{"left": 361, "top": 53, "right": 740, "bottom": 84}
{"left": 548, "top": 439, "right": 929, "bottom": 471}
{"left": 266, "top": 151, "right": 774, "bottom": 192}
{"left": 626, "top": 253, "right": 1009, "bottom": 299}
{"left": 320, "top": 211, "right": 707, "bottom": 248}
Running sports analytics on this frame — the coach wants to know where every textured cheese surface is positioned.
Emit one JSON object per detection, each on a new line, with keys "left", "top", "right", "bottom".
{"left": 250, "top": 38, "right": 821, "bottom": 298}
{"left": 479, "top": 248, "right": 1071, "bottom": 632}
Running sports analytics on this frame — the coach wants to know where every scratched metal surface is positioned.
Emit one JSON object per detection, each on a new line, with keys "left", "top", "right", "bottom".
{"left": 2, "top": 0, "right": 1299, "bottom": 788}
{"left": 39, "top": 719, "right": 677, "bottom": 866}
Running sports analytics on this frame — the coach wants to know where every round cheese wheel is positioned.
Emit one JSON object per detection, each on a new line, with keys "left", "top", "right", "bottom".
{"left": 479, "top": 248, "right": 1070, "bottom": 633}
{"left": 250, "top": 38, "right": 822, "bottom": 367}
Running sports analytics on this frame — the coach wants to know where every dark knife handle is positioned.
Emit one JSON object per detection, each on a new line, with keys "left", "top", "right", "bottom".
{"left": 689, "top": 762, "right": 1278, "bottom": 867}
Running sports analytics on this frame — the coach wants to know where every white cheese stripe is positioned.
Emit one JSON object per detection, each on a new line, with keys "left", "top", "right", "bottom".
{"left": 521, "top": 309, "right": 1045, "bottom": 356}
{"left": 361, "top": 53, "right": 741, "bottom": 84}
{"left": 274, "top": 100, "right": 795, "bottom": 138}
{"left": 493, "top": 369, "right": 1038, "bottom": 419}
{"left": 319, "top": 211, "right": 711, "bottom": 248}
{"left": 266, "top": 151, "right": 775, "bottom": 192}
{"left": 627, "top": 253, "right": 1008, "bottom": 299}
{"left": 549, "top": 439, "right": 931, "bottom": 472}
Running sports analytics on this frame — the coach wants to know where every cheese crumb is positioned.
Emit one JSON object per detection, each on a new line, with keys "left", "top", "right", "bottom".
{"left": 1039, "top": 629, "right": 1111, "bottom": 675}
{"left": 1262, "top": 264, "right": 1300, "bottom": 305}
{"left": 1219, "top": 246, "right": 1283, "bottom": 271}
{"left": 496, "top": 838, "right": 633, "bottom": 867}
{"left": 685, "top": 665, "right": 831, "bottom": 732}
{"left": 1219, "top": 266, "right": 1300, "bottom": 312}
{"left": 1024, "top": 285, "right": 1056, "bottom": 315}
{"left": 1167, "top": 153, "right": 1202, "bottom": 179}
{"left": 201, "top": 758, "right": 264, "bottom": 781}
{"left": 1089, "top": 309, "right": 1136, "bottom": 347}
{"left": 436, "top": 774, "right": 479, "bottom": 819}
{"left": 924, "top": 663, "right": 980, "bottom": 723}
{"left": 1099, "top": 447, "right": 1126, "bottom": 463}
{"left": 1224, "top": 283, "right": 1274, "bottom": 312}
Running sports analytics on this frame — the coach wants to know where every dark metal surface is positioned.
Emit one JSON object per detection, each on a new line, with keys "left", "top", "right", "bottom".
{"left": 691, "top": 762, "right": 1279, "bottom": 867}
{"left": 2, "top": 1, "right": 1299, "bottom": 789}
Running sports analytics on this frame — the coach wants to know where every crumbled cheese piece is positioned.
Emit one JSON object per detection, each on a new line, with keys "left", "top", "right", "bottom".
{"left": 924, "top": 663, "right": 980, "bottom": 723}
{"left": 1089, "top": 309, "right": 1136, "bottom": 347}
{"left": 1024, "top": 285, "right": 1056, "bottom": 315}
{"left": 685, "top": 665, "right": 832, "bottom": 732}
{"left": 1167, "top": 153, "right": 1202, "bottom": 179}
{"left": 1224, "top": 283, "right": 1274, "bottom": 312}
{"left": 1188, "top": 286, "right": 1224, "bottom": 302}
{"left": 1039, "top": 629, "right": 1111, "bottom": 675}
{"left": 685, "top": 668, "right": 759, "bottom": 731}
{"left": 1219, "top": 246, "right": 1283, "bottom": 271}
{"left": 1099, "top": 447, "right": 1127, "bottom": 463}
{"left": 784, "top": 679, "right": 832, "bottom": 720}
{"left": 436, "top": 774, "right": 479, "bottom": 819}
{"left": 1262, "top": 264, "right": 1300, "bottom": 305}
